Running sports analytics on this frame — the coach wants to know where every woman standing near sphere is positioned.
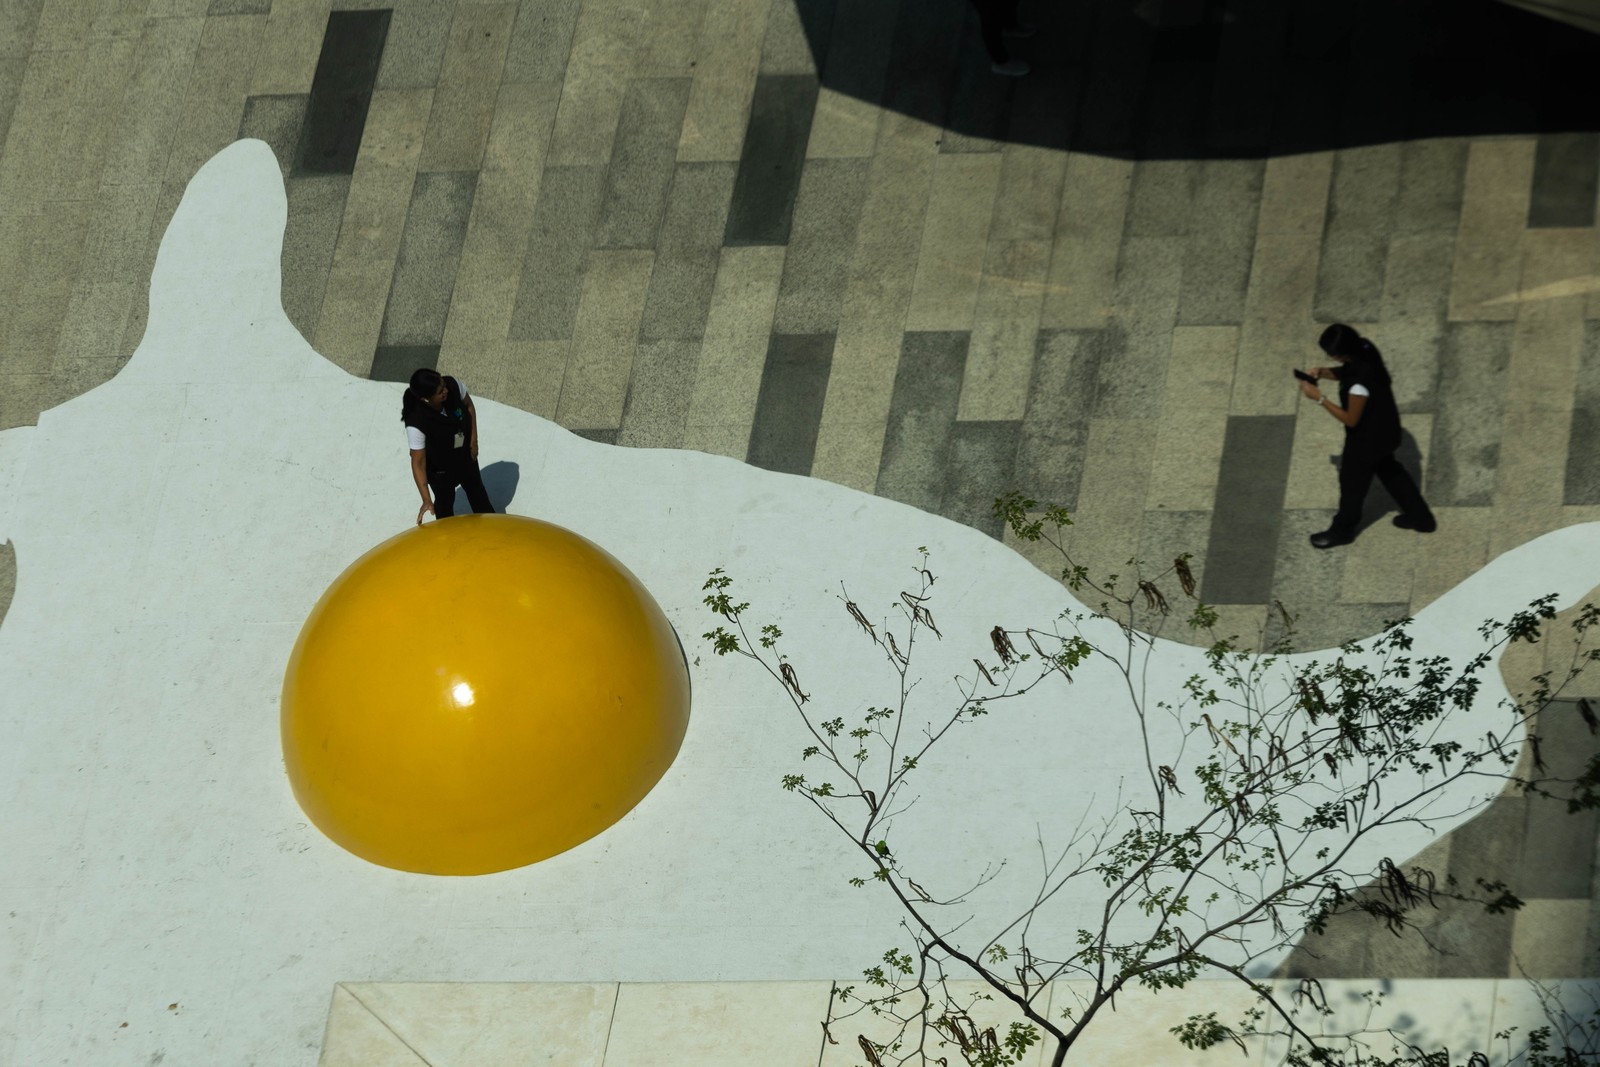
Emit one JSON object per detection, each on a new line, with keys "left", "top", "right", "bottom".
{"left": 401, "top": 368, "right": 494, "bottom": 525}
{"left": 1298, "top": 324, "right": 1436, "bottom": 549}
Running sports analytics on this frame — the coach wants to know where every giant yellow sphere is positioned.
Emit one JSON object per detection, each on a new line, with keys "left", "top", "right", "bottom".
{"left": 281, "top": 514, "right": 691, "bottom": 875}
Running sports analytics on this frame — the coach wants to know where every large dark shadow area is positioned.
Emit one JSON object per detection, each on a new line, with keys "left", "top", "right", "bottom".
{"left": 795, "top": 0, "right": 1600, "bottom": 159}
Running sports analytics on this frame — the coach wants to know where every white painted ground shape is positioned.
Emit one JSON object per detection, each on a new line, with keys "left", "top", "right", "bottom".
{"left": 1, "top": 141, "right": 1597, "bottom": 1064}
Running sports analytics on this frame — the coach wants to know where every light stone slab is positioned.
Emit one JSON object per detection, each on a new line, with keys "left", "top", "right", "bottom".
{"left": 250, "top": 0, "right": 330, "bottom": 96}
{"left": 554, "top": 248, "right": 654, "bottom": 428}
{"left": 1146, "top": 325, "right": 1237, "bottom": 512}
{"left": 957, "top": 238, "right": 1048, "bottom": 422}
{"left": 495, "top": 339, "right": 570, "bottom": 419}
{"left": 1256, "top": 151, "right": 1332, "bottom": 237}
{"left": 683, "top": 244, "right": 784, "bottom": 455}
{"left": 340, "top": 982, "right": 617, "bottom": 1067}
{"left": 318, "top": 986, "right": 430, "bottom": 1067}
{"left": 546, "top": 0, "right": 642, "bottom": 166}
{"left": 1230, "top": 233, "right": 1322, "bottom": 416}
{"left": 1040, "top": 152, "right": 1133, "bottom": 330}
{"left": 904, "top": 152, "right": 1003, "bottom": 333}
{"left": 677, "top": 0, "right": 770, "bottom": 162}
{"left": 607, "top": 981, "right": 828, "bottom": 1067}
{"left": 164, "top": 13, "right": 267, "bottom": 185}
{"left": 804, "top": 85, "right": 878, "bottom": 159}
{"left": 1448, "top": 139, "right": 1537, "bottom": 322}
{"left": 418, "top": 3, "right": 516, "bottom": 173}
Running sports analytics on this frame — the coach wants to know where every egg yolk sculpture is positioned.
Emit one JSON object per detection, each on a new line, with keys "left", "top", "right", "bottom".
{"left": 281, "top": 514, "right": 691, "bottom": 875}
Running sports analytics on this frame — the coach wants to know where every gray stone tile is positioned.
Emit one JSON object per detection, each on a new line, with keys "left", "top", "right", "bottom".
{"left": 771, "top": 157, "right": 870, "bottom": 335}
{"left": 1096, "top": 236, "right": 1182, "bottom": 419}
{"left": 1176, "top": 159, "right": 1263, "bottom": 327}
{"left": 0, "top": 55, "right": 24, "bottom": 151}
{"left": 747, "top": 332, "right": 835, "bottom": 475}
{"left": 281, "top": 175, "right": 349, "bottom": 341}
{"left": 503, "top": 0, "right": 583, "bottom": 84}
{"left": 238, "top": 93, "right": 307, "bottom": 177}
{"left": 0, "top": 0, "right": 41, "bottom": 59}
{"left": 1314, "top": 146, "right": 1402, "bottom": 324}
{"left": 1015, "top": 328, "right": 1106, "bottom": 508}
{"left": 1567, "top": 323, "right": 1600, "bottom": 505}
{"left": 618, "top": 338, "right": 699, "bottom": 449}
{"left": 759, "top": 0, "right": 827, "bottom": 75}
{"left": 875, "top": 331, "right": 967, "bottom": 511}
{"left": 208, "top": 0, "right": 269, "bottom": 13}
{"left": 940, "top": 420, "right": 1019, "bottom": 539}
{"left": 1125, "top": 159, "right": 1201, "bottom": 238}
{"left": 380, "top": 171, "right": 478, "bottom": 347}
{"left": 1522, "top": 793, "right": 1599, "bottom": 900}
{"left": 1429, "top": 322, "right": 1511, "bottom": 507}
{"left": 596, "top": 78, "right": 692, "bottom": 249}
{"left": 1528, "top": 131, "right": 1600, "bottom": 229}
{"left": 570, "top": 427, "right": 618, "bottom": 445}
{"left": 371, "top": 343, "right": 437, "bottom": 383}
{"left": 294, "top": 9, "right": 390, "bottom": 175}
{"left": 1564, "top": 408, "right": 1600, "bottom": 507}
{"left": 724, "top": 74, "right": 819, "bottom": 246}
{"left": 1394, "top": 137, "right": 1468, "bottom": 235}
{"left": 638, "top": 162, "right": 738, "bottom": 343}
{"left": 374, "top": 0, "right": 451, "bottom": 90}
{"left": 509, "top": 164, "right": 608, "bottom": 341}
{"left": 1199, "top": 415, "right": 1296, "bottom": 605}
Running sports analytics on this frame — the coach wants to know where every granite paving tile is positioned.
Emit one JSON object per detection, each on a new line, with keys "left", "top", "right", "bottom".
{"left": 618, "top": 338, "right": 699, "bottom": 449}
{"left": 281, "top": 175, "right": 349, "bottom": 340}
{"left": 1314, "top": 144, "right": 1402, "bottom": 325}
{"left": 1040, "top": 153, "right": 1133, "bottom": 331}
{"left": 373, "top": 0, "right": 451, "bottom": 90}
{"left": 875, "top": 330, "right": 966, "bottom": 511}
{"left": 723, "top": 73, "right": 819, "bottom": 246}
{"left": 294, "top": 8, "right": 391, "bottom": 175}
{"left": 637, "top": 162, "right": 738, "bottom": 343}
{"left": 249, "top": 0, "right": 329, "bottom": 96}
{"left": 770, "top": 156, "right": 869, "bottom": 335}
{"left": 1426, "top": 322, "right": 1513, "bottom": 507}
{"left": 1448, "top": 138, "right": 1535, "bottom": 322}
{"left": 380, "top": 170, "right": 477, "bottom": 347}
{"left": 1527, "top": 131, "right": 1600, "bottom": 229}
{"left": 940, "top": 419, "right": 1019, "bottom": 538}
{"left": 1175, "top": 158, "right": 1263, "bottom": 327}
{"left": 678, "top": 0, "right": 771, "bottom": 162}
{"left": 417, "top": 2, "right": 516, "bottom": 172}
{"left": 555, "top": 248, "right": 655, "bottom": 429}
{"left": 746, "top": 332, "right": 835, "bottom": 476}
{"left": 1565, "top": 321, "right": 1600, "bottom": 506}
{"left": 1014, "top": 327, "right": 1105, "bottom": 509}
{"left": 596, "top": 77, "right": 692, "bottom": 249}
{"left": 502, "top": 0, "right": 582, "bottom": 84}
{"left": 238, "top": 93, "right": 308, "bottom": 176}
{"left": 1394, "top": 136, "right": 1470, "bottom": 236}
{"left": 1200, "top": 415, "right": 1296, "bottom": 605}
{"left": 508, "top": 164, "right": 608, "bottom": 341}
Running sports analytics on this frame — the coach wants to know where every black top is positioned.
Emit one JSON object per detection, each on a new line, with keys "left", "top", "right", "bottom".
{"left": 1334, "top": 342, "right": 1402, "bottom": 456}
{"left": 404, "top": 375, "right": 474, "bottom": 473}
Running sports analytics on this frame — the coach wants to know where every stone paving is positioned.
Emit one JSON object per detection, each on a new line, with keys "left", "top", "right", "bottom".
{"left": 2, "top": 0, "right": 1599, "bottom": 980}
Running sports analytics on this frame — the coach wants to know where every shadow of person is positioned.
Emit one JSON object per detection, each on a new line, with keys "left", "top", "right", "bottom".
{"left": 453, "top": 460, "right": 520, "bottom": 514}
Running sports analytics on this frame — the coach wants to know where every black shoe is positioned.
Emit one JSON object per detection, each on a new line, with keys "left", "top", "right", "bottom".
{"left": 1392, "top": 514, "right": 1437, "bottom": 533}
{"left": 1309, "top": 529, "right": 1354, "bottom": 549}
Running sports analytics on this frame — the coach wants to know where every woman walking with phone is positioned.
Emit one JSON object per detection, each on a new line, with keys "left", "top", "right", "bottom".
{"left": 1297, "top": 324, "right": 1435, "bottom": 549}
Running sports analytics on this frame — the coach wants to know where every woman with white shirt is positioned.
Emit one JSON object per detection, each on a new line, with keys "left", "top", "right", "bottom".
{"left": 401, "top": 368, "right": 494, "bottom": 525}
{"left": 1298, "top": 323, "right": 1436, "bottom": 549}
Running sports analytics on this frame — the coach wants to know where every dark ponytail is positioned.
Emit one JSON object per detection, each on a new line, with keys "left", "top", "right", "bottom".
{"left": 400, "top": 368, "right": 443, "bottom": 425}
{"left": 1318, "top": 323, "right": 1388, "bottom": 385}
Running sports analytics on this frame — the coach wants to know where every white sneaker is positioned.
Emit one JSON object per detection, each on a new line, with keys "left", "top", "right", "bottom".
{"left": 991, "top": 58, "right": 1030, "bottom": 76}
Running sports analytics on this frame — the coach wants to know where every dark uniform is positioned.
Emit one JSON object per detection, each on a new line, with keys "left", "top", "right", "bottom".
{"left": 1327, "top": 342, "right": 1433, "bottom": 539}
{"left": 406, "top": 375, "right": 493, "bottom": 518}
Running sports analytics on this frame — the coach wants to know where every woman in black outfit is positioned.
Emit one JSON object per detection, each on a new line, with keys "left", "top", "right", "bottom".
{"left": 401, "top": 368, "right": 494, "bottom": 525}
{"left": 1298, "top": 324, "right": 1436, "bottom": 549}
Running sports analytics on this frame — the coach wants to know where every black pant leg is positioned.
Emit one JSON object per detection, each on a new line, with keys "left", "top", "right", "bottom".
{"left": 1331, "top": 451, "right": 1378, "bottom": 536}
{"left": 427, "top": 471, "right": 458, "bottom": 518}
{"left": 457, "top": 459, "right": 495, "bottom": 514}
{"left": 1372, "top": 454, "right": 1434, "bottom": 525}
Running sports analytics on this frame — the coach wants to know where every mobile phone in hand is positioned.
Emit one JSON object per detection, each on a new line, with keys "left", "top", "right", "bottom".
{"left": 1293, "top": 369, "right": 1317, "bottom": 384}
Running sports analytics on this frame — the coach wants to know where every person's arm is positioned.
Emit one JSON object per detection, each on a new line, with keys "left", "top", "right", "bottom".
{"left": 1298, "top": 379, "right": 1367, "bottom": 427}
{"left": 463, "top": 394, "right": 479, "bottom": 459}
{"left": 410, "top": 449, "right": 434, "bottom": 524}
